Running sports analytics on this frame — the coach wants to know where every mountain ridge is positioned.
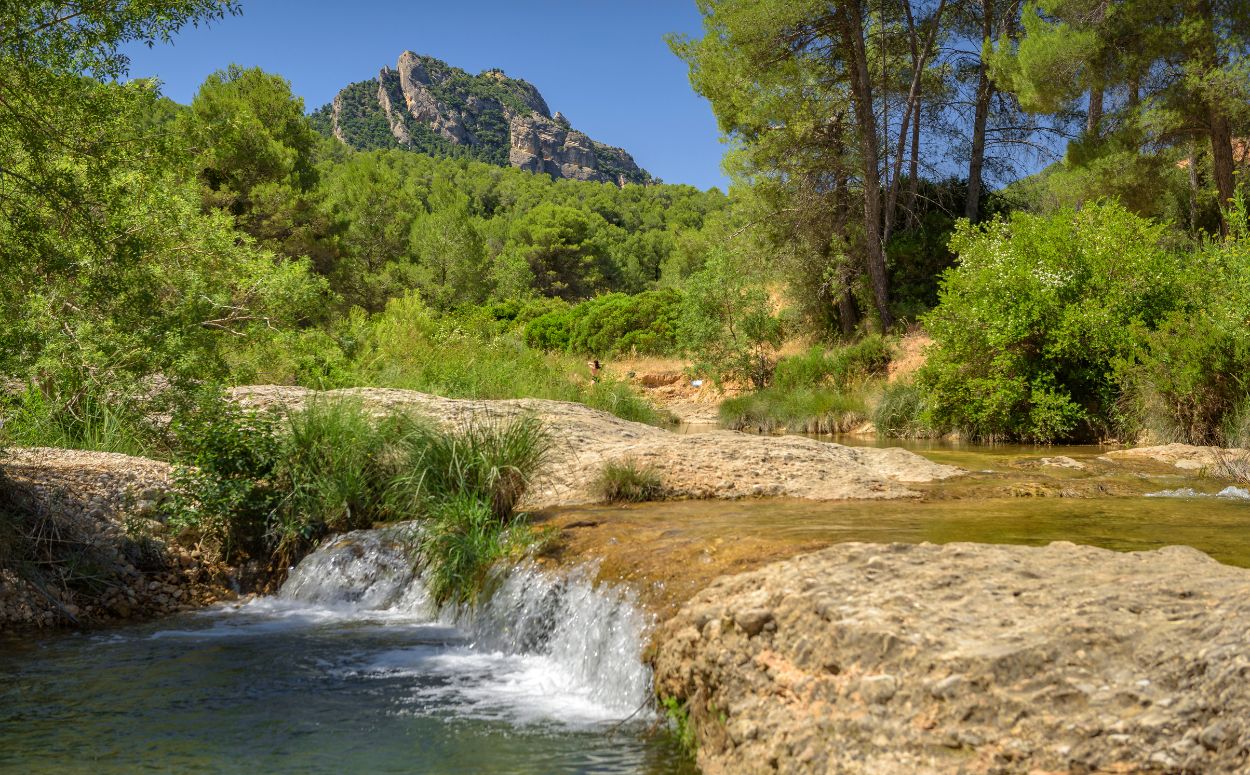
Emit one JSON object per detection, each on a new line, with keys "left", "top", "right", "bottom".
{"left": 310, "top": 51, "right": 651, "bottom": 186}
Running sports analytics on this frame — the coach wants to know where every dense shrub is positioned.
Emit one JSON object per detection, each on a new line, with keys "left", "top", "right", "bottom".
{"left": 522, "top": 289, "right": 684, "bottom": 357}
{"left": 1116, "top": 209, "right": 1250, "bottom": 445}
{"left": 168, "top": 389, "right": 284, "bottom": 562}
{"left": 772, "top": 336, "right": 892, "bottom": 391}
{"left": 918, "top": 203, "right": 1194, "bottom": 442}
{"left": 678, "top": 249, "right": 783, "bottom": 389}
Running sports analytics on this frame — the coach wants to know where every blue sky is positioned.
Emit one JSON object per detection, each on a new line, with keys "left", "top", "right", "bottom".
{"left": 121, "top": 1, "right": 729, "bottom": 190}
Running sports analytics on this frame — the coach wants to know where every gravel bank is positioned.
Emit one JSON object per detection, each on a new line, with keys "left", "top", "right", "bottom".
{"left": 1, "top": 448, "right": 232, "bottom": 630}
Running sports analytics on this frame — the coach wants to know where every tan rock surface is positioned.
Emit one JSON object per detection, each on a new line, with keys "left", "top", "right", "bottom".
{"left": 1103, "top": 443, "right": 1248, "bottom": 471}
{"left": 231, "top": 385, "right": 962, "bottom": 508}
{"left": 652, "top": 541, "right": 1250, "bottom": 775}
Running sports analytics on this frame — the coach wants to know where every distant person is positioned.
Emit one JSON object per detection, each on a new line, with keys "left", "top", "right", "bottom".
{"left": 588, "top": 358, "right": 601, "bottom": 383}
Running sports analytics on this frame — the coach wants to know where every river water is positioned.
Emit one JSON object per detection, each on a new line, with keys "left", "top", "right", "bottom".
{"left": 3, "top": 437, "right": 1248, "bottom": 772}
{"left": 0, "top": 529, "right": 695, "bottom": 775}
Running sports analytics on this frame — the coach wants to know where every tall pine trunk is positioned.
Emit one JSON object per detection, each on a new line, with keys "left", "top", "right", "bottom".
{"left": 965, "top": 0, "right": 994, "bottom": 223}
{"left": 840, "top": 0, "right": 893, "bottom": 330}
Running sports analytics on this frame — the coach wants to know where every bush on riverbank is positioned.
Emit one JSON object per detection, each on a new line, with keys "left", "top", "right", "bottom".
{"left": 919, "top": 200, "right": 1250, "bottom": 444}
{"left": 918, "top": 202, "right": 1193, "bottom": 442}
{"left": 165, "top": 390, "right": 553, "bottom": 601}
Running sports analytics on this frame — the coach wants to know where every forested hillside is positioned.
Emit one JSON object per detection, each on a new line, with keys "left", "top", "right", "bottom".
{"left": 1, "top": 0, "right": 1248, "bottom": 456}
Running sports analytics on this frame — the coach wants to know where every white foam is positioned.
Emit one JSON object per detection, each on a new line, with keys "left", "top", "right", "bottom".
{"left": 1146, "top": 486, "right": 1250, "bottom": 500}
{"left": 261, "top": 528, "right": 656, "bottom": 727}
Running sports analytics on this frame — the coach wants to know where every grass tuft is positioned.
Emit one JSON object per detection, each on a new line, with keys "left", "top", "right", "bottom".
{"left": 595, "top": 457, "right": 664, "bottom": 503}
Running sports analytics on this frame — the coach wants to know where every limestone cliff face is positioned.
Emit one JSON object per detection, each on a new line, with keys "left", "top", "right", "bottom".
{"left": 319, "top": 51, "right": 650, "bottom": 186}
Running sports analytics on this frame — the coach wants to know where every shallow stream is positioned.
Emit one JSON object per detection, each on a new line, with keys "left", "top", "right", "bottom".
{"left": 0, "top": 530, "right": 694, "bottom": 774}
{"left": 3, "top": 436, "right": 1249, "bottom": 772}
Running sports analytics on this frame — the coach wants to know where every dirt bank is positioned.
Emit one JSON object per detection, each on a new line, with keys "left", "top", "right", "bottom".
{"left": 652, "top": 541, "right": 1250, "bottom": 775}
{"left": 232, "top": 386, "right": 962, "bottom": 507}
{"left": 1, "top": 448, "right": 234, "bottom": 629}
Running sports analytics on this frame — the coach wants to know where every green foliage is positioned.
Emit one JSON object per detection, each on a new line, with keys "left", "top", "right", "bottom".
{"left": 522, "top": 289, "right": 684, "bottom": 357}
{"left": 1116, "top": 207, "right": 1250, "bottom": 445}
{"left": 0, "top": 384, "right": 161, "bottom": 457}
{"left": 168, "top": 389, "right": 283, "bottom": 562}
{"left": 662, "top": 696, "right": 698, "bottom": 759}
{"left": 873, "top": 382, "right": 939, "bottom": 439}
{"left": 396, "top": 416, "right": 552, "bottom": 607}
{"left": 418, "top": 495, "right": 532, "bottom": 607}
{"left": 678, "top": 250, "right": 783, "bottom": 389}
{"left": 391, "top": 416, "right": 551, "bottom": 523}
{"left": 166, "top": 391, "right": 553, "bottom": 597}
{"left": 595, "top": 457, "right": 664, "bottom": 503}
{"left": 720, "top": 386, "right": 869, "bottom": 434}
{"left": 342, "top": 293, "right": 673, "bottom": 426}
{"left": 1119, "top": 312, "right": 1250, "bottom": 446}
{"left": 270, "top": 400, "right": 420, "bottom": 562}
{"left": 918, "top": 202, "right": 1202, "bottom": 442}
{"left": 772, "top": 337, "right": 892, "bottom": 391}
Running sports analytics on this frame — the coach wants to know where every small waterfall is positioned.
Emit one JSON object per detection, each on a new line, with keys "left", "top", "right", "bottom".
{"left": 276, "top": 522, "right": 655, "bottom": 721}
{"left": 278, "top": 523, "right": 429, "bottom": 611}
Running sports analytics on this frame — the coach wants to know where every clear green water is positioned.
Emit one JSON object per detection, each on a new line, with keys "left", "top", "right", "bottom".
{"left": 0, "top": 593, "right": 692, "bottom": 774}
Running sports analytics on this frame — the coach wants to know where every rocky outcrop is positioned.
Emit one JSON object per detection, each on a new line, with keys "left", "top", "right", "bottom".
{"left": 317, "top": 52, "right": 650, "bottom": 186}
{"left": 1103, "top": 443, "right": 1248, "bottom": 471}
{"left": 376, "top": 66, "right": 411, "bottom": 146}
{"left": 508, "top": 112, "right": 647, "bottom": 185}
{"left": 652, "top": 541, "right": 1250, "bottom": 775}
{"left": 0, "top": 448, "right": 233, "bottom": 630}
{"left": 230, "top": 385, "right": 962, "bottom": 507}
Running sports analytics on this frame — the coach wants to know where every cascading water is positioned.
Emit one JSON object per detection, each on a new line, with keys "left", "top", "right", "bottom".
{"left": 0, "top": 523, "right": 692, "bottom": 774}
{"left": 274, "top": 523, "right": 656, "bottom": 723}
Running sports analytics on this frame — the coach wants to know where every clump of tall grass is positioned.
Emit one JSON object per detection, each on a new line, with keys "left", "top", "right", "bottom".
{"left": 719, "top": 336, "right": 892, "bottom": 435}
{"left": 168, "top": 388, "right": 554, "bottom": 599}
{"left": 391, "top": 415, "right": 551, "bottom": 521}
{"left": 872, "top": 381, "right": 942, "bottom": 439}
{"left": 595, "top": 457, "right": 664, "bottom": 503}
{"left": 268, "top": 399, "right": 422, "bottom": 563}
{"left": 772, "top": 336, "right": 892, "bottom": 391}
{"left": 1, "top": 383, "right": 163, "bottom": 458}
{"left": 720, "top": 387, "right": 869, "bottom": 434}
{"left": 395, "top": 415, "right": 552, "bottom": 606}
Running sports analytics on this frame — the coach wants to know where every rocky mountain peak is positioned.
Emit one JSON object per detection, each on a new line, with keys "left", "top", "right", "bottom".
{"left": 312, "top": 52, "right": 649, "bottom": 186}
